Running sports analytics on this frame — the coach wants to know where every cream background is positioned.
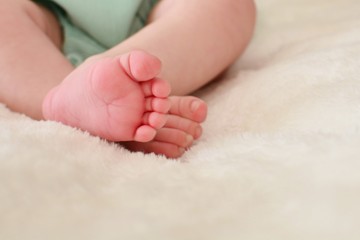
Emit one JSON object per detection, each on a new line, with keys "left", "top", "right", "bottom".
{"left": 1, "top": 0, "right": 360, "bottom": 239}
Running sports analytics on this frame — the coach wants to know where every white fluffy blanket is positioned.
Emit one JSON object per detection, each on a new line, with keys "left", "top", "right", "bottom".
{"left": 1, "top": 0, "right": 360, "bottom": 239}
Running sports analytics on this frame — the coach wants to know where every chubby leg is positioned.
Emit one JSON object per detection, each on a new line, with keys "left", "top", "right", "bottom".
{"left": 0, "top": 0, "right": 205, "bottom": 152}
{"left": 0, "top": 0, "right": 73, "bottom": 119}
{"left": 99, "top": 0, "right": 256, "bottom": 95}
{"left": 0, "top": 0, "right": 255, "bottom": 158}
{"left": 94, "top": 0, "right": 255, "bottom": 156}
{"left": 45, "top": 0, "right": 255, "bottom": 156}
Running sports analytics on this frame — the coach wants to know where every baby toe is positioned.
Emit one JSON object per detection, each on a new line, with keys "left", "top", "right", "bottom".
{"left": 120, "top": 50, "right": 162, "bottom": 81}
{"left": 145, "top": 97, "right": 171, "bottom": 113}
{"left": 151, "top": 78, "right": 171, "bottom": 98}
{"left": 140, "top": 78, "right": 171, "bottom": 98}
{"left": 169, "top": 96, "right": 208, "bottom": 123}
{"left": 154, "top": 128, "right": 194, "bottom": 148}
{"left": 130, "top": 141, "right": 186, "bottom": 159}
{"left": 143, "top": 112, "right": 168, "bottom": 129}
{"left": 133, "top": 125, "right": 157, "bottom": 142}
{"left": 165, "top": 115, "right": 202, "bottom": 139}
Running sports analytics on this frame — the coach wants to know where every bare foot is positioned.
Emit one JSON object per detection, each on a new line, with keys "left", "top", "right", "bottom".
{"left": 124, "top": 96, "right": 208, "bottom": 158}
{"left": 42, "top": 50, "right": 171, "bottom": 142}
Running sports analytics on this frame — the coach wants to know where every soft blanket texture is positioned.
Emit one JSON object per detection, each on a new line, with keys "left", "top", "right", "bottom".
{"left": 1, "top": 0, "right": 360, "bottom": 239}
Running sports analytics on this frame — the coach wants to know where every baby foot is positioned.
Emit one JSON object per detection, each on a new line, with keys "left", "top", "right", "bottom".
{"left": 123, "top": 96, "right": 208, "bottom": 158}
{"left": 42, "top": 50, "right": 171, "bottom": 142}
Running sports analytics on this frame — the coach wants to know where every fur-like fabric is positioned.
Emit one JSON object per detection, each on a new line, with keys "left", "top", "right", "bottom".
{"left": 1, "top": 0, "right": 360, "bottom": 239}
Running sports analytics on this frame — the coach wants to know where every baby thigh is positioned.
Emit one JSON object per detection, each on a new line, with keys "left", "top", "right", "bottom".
{"left": 0, "top": 0, "right": 73, "bottom": 119}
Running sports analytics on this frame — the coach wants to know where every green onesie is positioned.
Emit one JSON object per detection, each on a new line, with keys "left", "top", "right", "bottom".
{"left": 35, "top": 0, "right": 158, "bottom": 66}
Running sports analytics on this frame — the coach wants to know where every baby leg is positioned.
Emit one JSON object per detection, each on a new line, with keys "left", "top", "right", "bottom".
{"left": 101, "top": 0, "right": 256, "bottom": 95}
{"left": 87, "top": 0, "right": 255, "bottom": 157}
{"left": 0, "top": 0, "right": 74, "bottom": 119}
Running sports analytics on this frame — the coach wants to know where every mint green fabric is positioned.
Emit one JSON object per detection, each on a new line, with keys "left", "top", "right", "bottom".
{"left": 34, "top": 0, "right": 158, "bottom": 65}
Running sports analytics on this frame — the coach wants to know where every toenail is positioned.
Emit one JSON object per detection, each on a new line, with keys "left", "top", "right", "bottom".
{"left": 179, "top": 148, "right": 186, "bottom": 155}
{"left": 191, "top": 100, "right": 201, "bottom": 113}
{"left": 195, "top": 126, "right": 202, "bottom": 139}
{"left": 186, "top": 134, "right": 194, "bottom": 145}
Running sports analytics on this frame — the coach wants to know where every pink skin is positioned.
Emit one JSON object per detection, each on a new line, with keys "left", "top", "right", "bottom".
{"left": 0, "top": 0, "right": 254, "bottom": 158}
{"left": 43, "top": 50, "right": 171, "bottom": 142}
{"left": 124, "top": 96, "right": 207, "bottom": 158}
{"left": 42, "top": 50, "right": 207, "bottom": 157}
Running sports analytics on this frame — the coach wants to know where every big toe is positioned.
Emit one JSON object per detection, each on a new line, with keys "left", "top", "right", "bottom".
{"left": 169, "top": 96, "right": 208, "bottom": 123}
{"left": 120, "top": 50, "right": 162, "bottom": 81}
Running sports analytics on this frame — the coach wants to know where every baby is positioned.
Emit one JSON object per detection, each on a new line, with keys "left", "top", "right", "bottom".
{"left": 0, "top": 0, "right": 256, "bottom": 158}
